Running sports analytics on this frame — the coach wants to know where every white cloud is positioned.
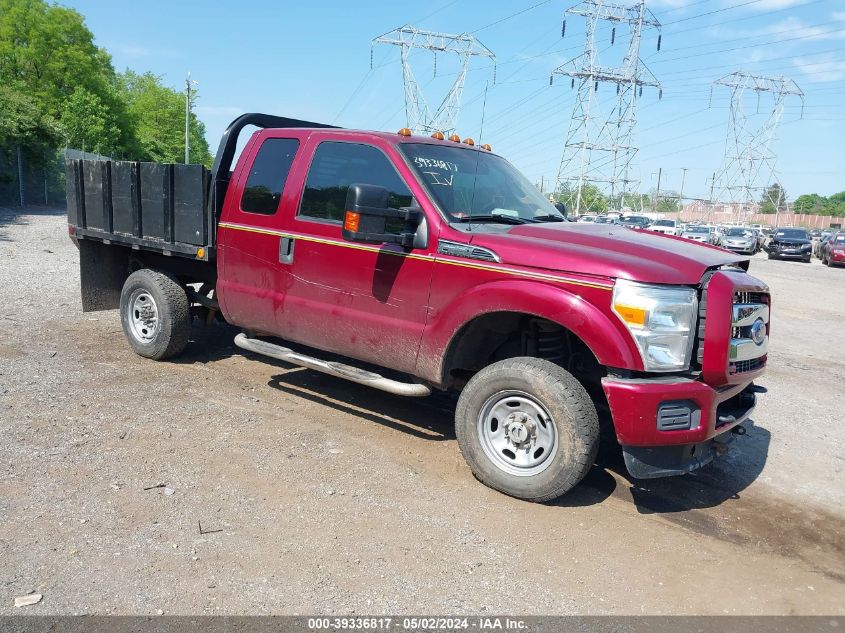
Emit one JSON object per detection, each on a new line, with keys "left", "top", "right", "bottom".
{"left": 792, "top": 53, "right": 845, "bottom": 82}
{"left": 761, "top": 16, "right": 845, "bottom": 41}
{"left": 749, "top": 0, "right": 815, "bottom": 9}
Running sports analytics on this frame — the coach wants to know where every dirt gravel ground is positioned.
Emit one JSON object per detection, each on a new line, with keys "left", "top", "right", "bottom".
{"left": 1, "top": 207, "right": 843, "bottom": 615}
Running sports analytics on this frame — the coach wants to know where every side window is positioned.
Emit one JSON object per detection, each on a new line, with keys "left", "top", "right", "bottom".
{"left": 240, "top": 138, "right": 300, "bottom": 215}
{"left": 298, "top": 142, "right": 413, "bottom": 223}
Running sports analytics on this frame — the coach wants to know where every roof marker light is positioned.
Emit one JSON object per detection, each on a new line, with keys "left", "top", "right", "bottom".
{"left": 463, "top": 138, "right": 475, "bottom": 146}
{"left": 481, "top": 143, "right": 492, "bottom": 152}
{"left": 398, "top": 128, "right": 412, "bottom": 136}
{"left": 431, "top": 131, "right": 445, "bottom": 140}
{"left": 448, "top": 133, "right": 461, "bottom": 143}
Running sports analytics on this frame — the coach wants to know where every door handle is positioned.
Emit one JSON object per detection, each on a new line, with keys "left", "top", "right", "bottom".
{"left": 279, "top": 236, "right": 295, "bottom": 264}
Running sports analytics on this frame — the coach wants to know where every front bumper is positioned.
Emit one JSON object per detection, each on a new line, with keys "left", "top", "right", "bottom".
{"left": 602, "top": 376, "right": 758, "bottom": 478}
{"left": 769, "top": 248, "right": 811, "bottom": 259}
{"left": 723, "top": 243, "right": 755, "bottom": 254}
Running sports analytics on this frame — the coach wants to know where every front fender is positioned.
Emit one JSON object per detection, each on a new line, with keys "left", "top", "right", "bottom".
{"left": 415, "top": 279, "right": 643, "bottom": 385}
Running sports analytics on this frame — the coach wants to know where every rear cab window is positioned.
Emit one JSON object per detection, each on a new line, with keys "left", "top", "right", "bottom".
{"left": 240, "top": 138, "right": 300, "bottom": 215}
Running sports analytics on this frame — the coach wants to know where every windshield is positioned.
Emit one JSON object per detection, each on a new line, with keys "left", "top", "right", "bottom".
{"left": 654, "top": 220, "right": 674, "bottom": 227}
{"left": 687, "top": 227, "right": 710, "bottom": 234}
{"left": 725, "top": 228, "right": 753, "bottom": 237}
{"left": 775, "top": 229, "right": 808, "bottom": 239}
{"left": 399, "top": 143, "right": 564, "bottom": 223}
{"left": 623, "top": 216, "right": 649, "bottom": 225}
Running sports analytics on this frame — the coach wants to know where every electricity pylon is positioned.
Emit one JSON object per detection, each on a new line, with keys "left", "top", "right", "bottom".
{"left": 710, "top": 71, "right": 803, "bottom": 219}
{"left": 372, "top": 25, "right": 496, "bottom": 135}
{"left": 551, "top": 1, "right": 661, "bottom": 214}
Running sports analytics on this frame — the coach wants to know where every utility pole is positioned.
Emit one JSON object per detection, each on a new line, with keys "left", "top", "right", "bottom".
{"left": 654, "top": 167, "right": 662, "bottom": 212}
{"left": 678, "top": 167, "right": 688, "bottom": 219}
{"left": 372, "top": 26, "right": 496, "bottom": 135}
{"left": 185, "top": 73, "right": 198, "bottom": 164}
{"left": 551, "top": 1, "right": 662, "bottom": 215}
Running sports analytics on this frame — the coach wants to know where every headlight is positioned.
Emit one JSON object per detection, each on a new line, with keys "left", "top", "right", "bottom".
{"left": 612, "top": 279, "right": 698, "bottom": 372}
{"left": 801, "top": 243, "right": 812, "bottom": 251}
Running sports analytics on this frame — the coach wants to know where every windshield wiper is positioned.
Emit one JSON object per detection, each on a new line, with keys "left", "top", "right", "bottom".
{"left": 530, "top": 214, "right": 568, "bottom": 223}
{"left": 455, "top": 215, "right": 530, "bottom": 225}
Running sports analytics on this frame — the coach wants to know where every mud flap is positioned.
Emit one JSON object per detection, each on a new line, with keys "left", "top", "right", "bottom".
{"left": 77, "top": 239, "right": 129, "bottom": 312}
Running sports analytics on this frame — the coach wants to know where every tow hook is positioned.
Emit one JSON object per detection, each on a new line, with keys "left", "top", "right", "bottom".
{"left": 731, "top": 424, "right": 747, "bottom": 436}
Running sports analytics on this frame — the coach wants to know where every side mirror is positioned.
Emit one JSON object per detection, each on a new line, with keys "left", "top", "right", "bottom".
{"left": 342, "top": 183, "right": 422, "bottom": 248}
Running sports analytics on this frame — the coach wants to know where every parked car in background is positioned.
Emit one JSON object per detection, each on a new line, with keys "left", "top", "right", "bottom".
{"left": 765, "top": 227, "right": 812, "bottom": 262}
{"left": 681, "top": 225, "right": 716, "bottom": 245}
{"left": 649, "top": 219, "right": 679, "bottom": 235}
{"left": 820, "top": 232, "right": 845, "bottom": 267}
{"left": 810, "top": 229, "right": 822, "bottom": 239}
{"left": 720, "top": 227, "right": 758, "bottom": 254}
{"left": 577, "top": 214, "right": 597, "bottom": 223}
{"left": 619, "top": 215, "right": 651, "bottom": 229}
{"left": 814, "top": 232, "right": 833, "bottom": 259}
{"left": 594, "top": 214, "right": 612, "bottom": 224}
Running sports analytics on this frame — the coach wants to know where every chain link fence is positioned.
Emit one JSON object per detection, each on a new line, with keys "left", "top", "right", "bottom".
{"left": 0, "top": 146, "right": 110, "bottom": 207}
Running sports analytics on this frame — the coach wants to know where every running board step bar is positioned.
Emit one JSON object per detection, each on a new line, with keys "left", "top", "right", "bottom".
{"left": 234, "top": 333, "right": 432, "bottom": 397}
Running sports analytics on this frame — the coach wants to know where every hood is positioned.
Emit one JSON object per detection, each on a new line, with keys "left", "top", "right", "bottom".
{"left": 469, "top": 223, "right": 747, "bottom": 285}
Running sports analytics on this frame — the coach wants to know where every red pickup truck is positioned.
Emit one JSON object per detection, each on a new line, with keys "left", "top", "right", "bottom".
{"left": 66, "top": 113, "right": 769, "bottom": 502}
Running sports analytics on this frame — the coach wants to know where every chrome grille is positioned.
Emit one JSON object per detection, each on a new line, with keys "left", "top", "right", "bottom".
{"left": 729, "top": 291, "right": 769, "bottom": 373}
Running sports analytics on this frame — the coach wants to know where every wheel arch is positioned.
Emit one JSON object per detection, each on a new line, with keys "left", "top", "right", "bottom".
{"left": 416, "top": 279, "right": 643, "bottom": 388}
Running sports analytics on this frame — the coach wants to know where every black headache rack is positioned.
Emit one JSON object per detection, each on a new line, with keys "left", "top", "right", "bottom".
{"left": 65, "top": 113, "right": 338, "bottom": 261}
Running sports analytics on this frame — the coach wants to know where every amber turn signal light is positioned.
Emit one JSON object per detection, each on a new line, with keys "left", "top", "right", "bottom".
{"left": 196, "top": 247, "right": 205, "bottom": 259}
{"left": 448, "top": 133, "right": 461, "bottom": 143}
{"left": 398, "top": 128, "right": 412, "bottom": 136}
{"left": 431, "top": 131, "right": 445, "bottom": 140}
{"left": 344, "top": 211, "right": 361, "bottom": 232}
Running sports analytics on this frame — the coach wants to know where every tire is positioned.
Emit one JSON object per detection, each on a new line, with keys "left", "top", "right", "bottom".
{"left": 454, "top": 357, "right": 599, "bottom": 502}
{"left": 119, "top": 269, "right": 191, "bottom": 360}
{"left": 824, "top": 254, "right": 831, "bottom": 267}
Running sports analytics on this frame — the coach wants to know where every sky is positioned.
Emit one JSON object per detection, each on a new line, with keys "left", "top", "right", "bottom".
{"left": 67, "top": 0, "right": 845, "bottom": 200}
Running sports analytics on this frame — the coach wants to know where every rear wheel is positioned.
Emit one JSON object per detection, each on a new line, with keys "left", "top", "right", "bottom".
{"left": 455, "top": 357, "right": 599, "bottom": 502}
{"left": 120, "top": 269, "right": 191, "bottom": 360}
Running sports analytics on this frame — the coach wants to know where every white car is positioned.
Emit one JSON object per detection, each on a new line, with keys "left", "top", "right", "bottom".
{"left": 577, "top": 214, "right": 597, "bottom": 223}
{"left": 649, "top": 219, "right": 679, "bottom": 236}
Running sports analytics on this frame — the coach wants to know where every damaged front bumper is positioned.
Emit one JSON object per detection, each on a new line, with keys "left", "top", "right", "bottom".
{"left": 602, "top": 375, "right": 760, "bottom": 479}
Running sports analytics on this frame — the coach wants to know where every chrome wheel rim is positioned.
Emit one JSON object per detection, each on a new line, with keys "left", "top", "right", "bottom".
{"left": 477, "top": 390, "right": 559, "bottom": 477}
{"left": 126, "top": 290, "right": 159, "bottom": 343}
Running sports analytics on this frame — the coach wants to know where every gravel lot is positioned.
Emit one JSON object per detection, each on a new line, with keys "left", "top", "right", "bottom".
{"left": 1, "top": 206, "right": 843, "bottom": 615}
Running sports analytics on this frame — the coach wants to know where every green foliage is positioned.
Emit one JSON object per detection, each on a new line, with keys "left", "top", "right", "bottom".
{"left": 554, "top": 182, "right": 608, "bottom": 213}
{"left": 794, "top": 192, "right": 845, "bottom": 217}
{"left": 0, "top": 84, "right": 60, "bottom": 150}
{"left": 0, "top": 0, "right": 213, "bottom": 167}
{"left": 118, "top": 71, "right": 212, "bottom": 166}
{"left": 60, "top": 87, "right": 121, "bottom": 155}
{"left": 759, "top": 183, "right": 787, "bottom": 215}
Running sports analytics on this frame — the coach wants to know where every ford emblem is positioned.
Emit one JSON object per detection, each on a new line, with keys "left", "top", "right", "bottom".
{"left": 751, "top": 319, "right": 766, "bottom": 345}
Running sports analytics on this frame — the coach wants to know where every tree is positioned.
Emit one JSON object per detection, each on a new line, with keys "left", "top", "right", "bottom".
{"left": 60, "top": 87, "right": 121, "bottom": 155}
{"left": 118, "top": 70, "right": 212, "bottom": 166}
{"left": 0, "top": 0, "right": 136, "bottom": 155}
{"left": 759, "top": 183, "right": 787, "bottom": 214}
{"left": 554, "top": 182, "right": 608, "bottom": 213}
{"left": 0, "top": 85, "right": 59, "bottom": 150}
{"left": 793, "top": 192, "right": 845, "bottom": 217}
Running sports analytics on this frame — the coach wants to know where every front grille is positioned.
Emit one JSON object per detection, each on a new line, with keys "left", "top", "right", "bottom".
{"left": 730, "top": 290, "right": 769, "bottom": 374}
{"left": 731, "top": 357, "right": 764, "bottom": 374}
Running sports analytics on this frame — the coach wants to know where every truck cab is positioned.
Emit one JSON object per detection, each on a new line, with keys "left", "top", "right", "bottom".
{"left": 66, "top": 114, "right": 770, "bottom": 502}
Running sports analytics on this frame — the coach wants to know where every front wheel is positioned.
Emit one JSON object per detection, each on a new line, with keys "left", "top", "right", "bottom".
{"left": 454, "top": 357, "right": 599, "bottom": 502}
{"left": 119, "top": 269, "right": 191, "bottom": 360}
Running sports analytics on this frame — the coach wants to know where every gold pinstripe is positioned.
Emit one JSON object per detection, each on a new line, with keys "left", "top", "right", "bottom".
{"left": 217, "top": 221, "right": 613, "bottom": 291}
